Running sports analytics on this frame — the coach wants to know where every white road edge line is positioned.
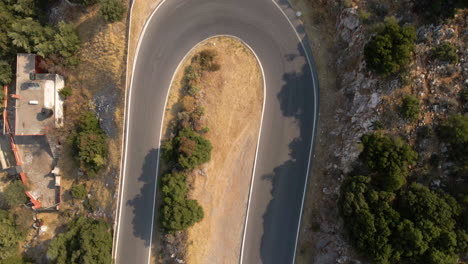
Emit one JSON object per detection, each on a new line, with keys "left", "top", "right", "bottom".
{"left": 114, "top": 0, "right": 317, "bottom": 263}
{"left": 113, "top": 0, "right": 169, "bottom": 262}
{"left": 114, "top": 0, "right": 267, "bottom": 261}
{"left": 238, "top": 1, "right": 319, "bottom": 264}
{"left": 270, "top": 1, "right": 319, "bottom": 264}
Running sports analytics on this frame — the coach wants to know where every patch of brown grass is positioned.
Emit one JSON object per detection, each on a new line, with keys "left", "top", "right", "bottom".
{"left": 56, "top": 2, "right": 128, "bottom": 218}
{"left": 158, "top": 36, "right": 263, "bottom": 263}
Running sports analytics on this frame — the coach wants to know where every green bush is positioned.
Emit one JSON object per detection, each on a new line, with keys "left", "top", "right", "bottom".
{"left": 433, "top": 43, "right": 458, "bottom": 64}
{"left": 372, "top": 120, "right": 384, "bottom": 130}
{"left": 58, "top": 86, "right": 72, "bottom": 99}
{"left": 364, "top": 18, "right": 416, "bottom": 75}
{"left": 162, "top": 128, "right": 212, "bottom": 170}
{"left": 99, "top": 0, "right": 126, "bottom": 23}
{"left": 71, "top": 184, "right": 87, "bottom": 200}
{"left": 83, "top": 197, "right": 98, "bottom": 212}
{"left": 184, "top": 65, "right": 199, "bottom": 82}
{"left": 438, "top": 114, "right": 468, "bottom": 167}
{"left": 0, "top": 90, "right": 5, "bottom": 103}
{"left": 0, "top": 61, "right": 12, "bottom": 86}
{"left": 3, "top": 180, "right": 27, "bottom": 209}
{"left": 360, "top": 133, "right": 417, "bottom": 191}
{"left": 339, "top": 176, "right": 467, "bottom": 264}
{"left": 47, "top": 217, "right": 112, "bottom": 264}
{"left": 0, "top": 210, "right": 23, "bottom": 261}
{"left": 160, "top": 172, "right": 203, "bottom": 231}
{"left": 71, "top": 111, "right": 107, "bottom": 177}
{"left": 187, "top": 85, "right": 200, "bottom": 97}
{"left": 358, "top": 9, "right": 371, "bottom": 22}
{"left": 400, "top": 95, "right": 420, "bottom": 121}
{"left": 194, "top": 49, "right": 220, "bottom": 72}
{"left": 53, "top": 22, "right": 81, "bottom": 65}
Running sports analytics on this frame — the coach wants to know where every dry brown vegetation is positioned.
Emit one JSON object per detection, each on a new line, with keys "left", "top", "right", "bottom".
{"left": 158, "top": 36, "right": 263, "bottom": 263}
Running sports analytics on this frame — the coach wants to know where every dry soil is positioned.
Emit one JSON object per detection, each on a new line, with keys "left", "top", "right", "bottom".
{"left": 161, "top": 36, "right": 263, "bottom": 264}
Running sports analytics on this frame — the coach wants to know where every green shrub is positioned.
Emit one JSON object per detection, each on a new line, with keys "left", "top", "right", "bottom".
{"left": 343, "top": 0, "right": 353, "bottom": 8}
{"left": 360, "top": 133, "right": 417, "bottom": 191}
{"left": 187, "top": 85, "right": 200, "bottom": 97}
{"left": 339, "top": 175, "right": 467, "bottom": 264}
{"left": 372, "top": 120, "right": 384, "bottom": 130}
{"left": 99, "top": 0, "right": 126, "bottom": 23}
{"left": 71, "top": 184, "right": 87, "bottom": 200}
{"left": 364, "top": 18, "right": 416, "bottom": 75}
{"left": 83, "top": 197, "right": 98, "bottom": 212}
{"left": 0, "top": 90, "right": 5, "bottom": 103}
{"left": 0, "top": 61, "right": 12, "bottom": 86}
{"left": 160, "top": 172, "right": 203, "bottom": 231}
{"left": 71, "top": 111, "right": 107, "bottom": 177}
{"left": 358, "top": 9, "right": 371, "bottom": 22}
{"left": 194, "top": 49, "right": 220, "bottom": 72}
{"left": 433, "top": 43, "right": 458, "bottom": 64}
{"left": 162, "top": 128, "right": 212, "bottom": 170}
{"left": 184, "top": 65, "right": 199, "bottom": 82}
{"left": 58, "top": 86, "right": 72, "bottom": 99}
{"left": 400, "top": 95, "right": 420, "bottom": 121}
{"left": 47, "top": 217, "right": 112, "bottom": 264}
{"left": 438, "top": 114, "right": 468, "bottom": 167}
{"left": 54, "top": 22, "right": 81, "bottom": 65}
{"left": 3, "top": 180, "right": 27, "bottom": 209}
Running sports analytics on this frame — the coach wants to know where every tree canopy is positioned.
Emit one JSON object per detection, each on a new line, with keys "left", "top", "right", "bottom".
{"left": 162, "top": 128, "right": 212, "bottom": 170}
{"left": 160, "top": 172, "right": 204, "bottom": 231}
{"left": 0, "top": 210, "right": 23, "bottom": 261}
{"left": 340, "top": 176, "right": 467, "bottom": 264}
{"left": 400, "top": 95, "right": 420, "bottom": 122}
{"left": 71, "top": 111, "right": 107, "bottom": 177}
{"left": 47, "top": 217, "right": 112, "bottom": 264}
{"left": 0, "top": 0, "right": 80, "bottom": 84}
{"left": 438, "top": 114, "right": 468, "bottom": 169}
{"left": 360, "top": 133, "right": 417, "bottom": 191}
{"left": 364, "top": 18, "right": 416, "bottom": 75}
{"left": 99, "top": 0, "right": 126, "bottom": 23}
{"left": 3, "top": 180, "right": 27, "bottom": 209}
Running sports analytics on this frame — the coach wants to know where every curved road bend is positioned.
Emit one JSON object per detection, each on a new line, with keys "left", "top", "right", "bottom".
{"left": 115, "top": 0, "right": 318, "bottom": 263}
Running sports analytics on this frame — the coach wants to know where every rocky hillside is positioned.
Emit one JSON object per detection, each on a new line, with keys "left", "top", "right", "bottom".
{"left": 300, "top": 0, "right": 467, "bottom": 263}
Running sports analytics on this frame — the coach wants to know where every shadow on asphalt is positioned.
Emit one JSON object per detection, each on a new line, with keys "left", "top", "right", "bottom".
{"left": 260, "top": 44, "right": 315, "bottom": 263}
{"left": 126, "top": 148, "right": 159, "bottom": 247}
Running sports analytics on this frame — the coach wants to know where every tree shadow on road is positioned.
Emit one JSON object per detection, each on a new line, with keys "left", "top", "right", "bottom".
{"left": 260, "top": 46, "right": 316, "bottom": 263}
{"left": 126, "top": 148, "right": 159, "bottom": 247}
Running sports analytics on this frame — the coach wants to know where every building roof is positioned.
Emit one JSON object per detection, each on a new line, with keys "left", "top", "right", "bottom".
{"left": 15, "top": 54, "right": 64, "bottom": 135}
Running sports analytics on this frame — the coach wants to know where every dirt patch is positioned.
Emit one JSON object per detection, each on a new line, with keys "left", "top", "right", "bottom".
{"left": 159, "top": 37, "right": 263, "bottom": 263}
{"left": 288, "top": 0, "right": 351, "bottom": 263}
{"left": 53, "top": 2, "right": 128, "bottom": 218}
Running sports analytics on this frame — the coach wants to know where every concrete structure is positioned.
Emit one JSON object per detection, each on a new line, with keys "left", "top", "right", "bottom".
{"left": 15, "top": 54, "right": 64, "bottom": 135}
{"left": 9, "top": 54, "right": 65, "bottom": 210}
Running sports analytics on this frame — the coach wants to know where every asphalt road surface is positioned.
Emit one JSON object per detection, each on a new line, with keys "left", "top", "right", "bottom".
{"left": 114, "top": 0, "right": 318, "bottom": 263}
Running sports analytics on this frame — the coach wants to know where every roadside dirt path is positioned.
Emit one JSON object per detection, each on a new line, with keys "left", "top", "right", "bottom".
{"left": 162, "top": 36, "right": 263, "bottom": 264}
